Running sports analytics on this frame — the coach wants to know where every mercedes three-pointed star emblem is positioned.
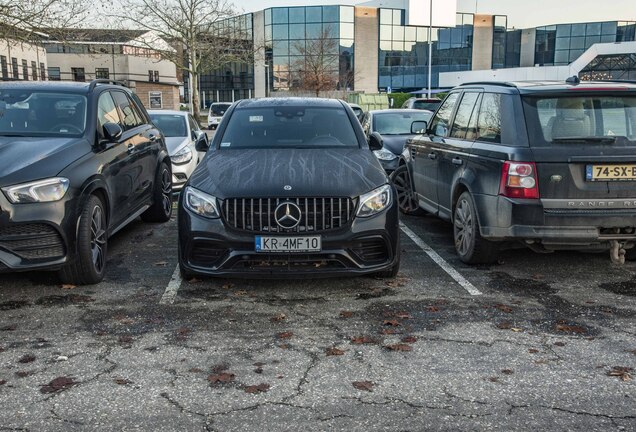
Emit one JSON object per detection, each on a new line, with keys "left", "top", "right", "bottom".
{"left": 274, "top": 202, "right": 302, "bottom": 229}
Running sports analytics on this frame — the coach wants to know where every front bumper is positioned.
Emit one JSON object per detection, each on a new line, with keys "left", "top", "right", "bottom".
{"left": 171, "top": 156, "right": 198, "bottom": 191}
{"left": 178, "top": 198, "right": 400, "bottom": 278}
{"left": 0, "top": 193, "right": 76, "bottom": 272}
{"left": 474, "top": 194, "right": 636, "bottom": 247}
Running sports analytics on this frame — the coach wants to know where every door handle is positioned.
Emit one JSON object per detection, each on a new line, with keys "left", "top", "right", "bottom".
{"left": 452, "top": 157, "right": 463, "bottom": 166}
{"left": 148, "top": 134, "right": 157, "bottom": 142}
{"left": 428, "top": 152, "right": 437, "bottom": 160}
{"left": 127, "top": 143, "right": 134, "bottom": 153}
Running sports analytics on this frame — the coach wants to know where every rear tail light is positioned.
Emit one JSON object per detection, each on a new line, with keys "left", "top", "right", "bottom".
{"left": 499, "top": 161, "right": 540, "bottom": 199}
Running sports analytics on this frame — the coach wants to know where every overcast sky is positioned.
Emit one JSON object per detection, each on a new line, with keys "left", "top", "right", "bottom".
{"left": 236, "top": 0, "right": 636, "bottom": 29}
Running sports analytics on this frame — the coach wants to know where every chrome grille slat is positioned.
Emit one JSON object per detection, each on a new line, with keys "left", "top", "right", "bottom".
{"left": 221, "top": 197, "right": 355, "bottom": 233}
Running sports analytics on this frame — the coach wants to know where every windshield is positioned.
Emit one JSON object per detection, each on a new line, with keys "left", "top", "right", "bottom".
{"left": 373, "top": 111, "right": 433, "bottom": 135}
{"left": 149, "top": 114, "right": 187, "bottom": 137}
{"left": 0, "top": 90, "right": 87, "bottom": 137}
{"left": 210, "top": 103, "right": 231, "bottom": 116}
{"left": 523, "top": 95, "right": 636, "bottom": 146}
{"left": 219, "top": 106, "right": 359, "bottom": 149}
{"left": 413, "top": 100, "right": 441, "bottom": 111}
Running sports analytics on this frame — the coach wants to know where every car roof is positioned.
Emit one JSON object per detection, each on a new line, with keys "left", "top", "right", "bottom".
{"left": 457, "top": 80, "right": 636, "bottom": 94}
{"left": 411, "top": 97, "right": 441, "bottom": 102}
{"left": 236, "top": 97, "right": 345, "bottom": 109}
{"left": 0, "top": 80, "right": 131, "bottom": 94}
{"left": 370, "top": 108, "right": 433, "bottom": 115}
{"left": 148, "top": 109, "right": 187, "bottom": 116}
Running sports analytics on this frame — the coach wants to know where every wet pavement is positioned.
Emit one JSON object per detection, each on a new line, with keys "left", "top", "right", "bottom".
{"left": 0, "top": 211, "right": 635, "bottom": 431}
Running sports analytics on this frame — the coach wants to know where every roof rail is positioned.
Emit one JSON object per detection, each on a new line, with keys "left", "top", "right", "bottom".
{"left": 580, "top": 79, "right": 636, "bottom": 85}
{"left": 460, "top": 81, "right": 518, "bottom": 88}
{"left": 88, "top": 79, "right": 127, "bottom": 91}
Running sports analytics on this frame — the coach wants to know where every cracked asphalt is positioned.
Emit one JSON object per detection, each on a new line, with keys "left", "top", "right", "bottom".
{"left": 1, "top": 210, "right": 635, "bottom": 431}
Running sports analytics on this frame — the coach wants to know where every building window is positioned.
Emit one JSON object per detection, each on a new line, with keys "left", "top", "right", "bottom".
{"left": 48, "top": 67, "right": 61, "bottom": 81}
{"left": 71, "top": 67, "right": 85, "bottom": 82}
{"left": 40, "top": 63, "right": 46, "bottom": 80}
{"left": 96, "top": 68, "right": 109, "bottom": 79}
{"left": 148, "top": 70, "right": 160, "bottom": 82}
{"left": 31, "top": 61, "right": 38, "bottom": 80}
{"left": 1, "top": 56, "right": 7, "bottom": 79}
{"left": 11, "top": 58, "right": 18, "bottom": 79}
{"left": 154, "top": 70, "right": 159, "bottom": 82}
{"left": 22, "top": 60, "right": 28, "bottom": 80}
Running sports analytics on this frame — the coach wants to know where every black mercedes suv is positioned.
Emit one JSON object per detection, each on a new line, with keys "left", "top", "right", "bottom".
{"left": 0, "top": 80, "right": 173, "bottom": 284}
{"left": 392, "top": 79, "right": 636, "bottom": 264}
{"left": 178, "top": 98, "right": 400, "bottom": 278}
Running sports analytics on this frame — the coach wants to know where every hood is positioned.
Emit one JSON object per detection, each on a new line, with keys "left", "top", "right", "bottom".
{"left": 165, "top": 136, "right": 190, "bottom": 155}
{"left": 0, "top": 136, "right": 91, "bottom": 186}
{"left": 381, "top": 134, "right": 417, "bottom": 155}
{"left": 189, "top": 148, "right": 388, "bottom": 199}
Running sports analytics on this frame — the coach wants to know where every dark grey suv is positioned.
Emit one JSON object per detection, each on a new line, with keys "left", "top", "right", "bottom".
{"left": 391, "top": 79, "right": 636, "bottom": 264}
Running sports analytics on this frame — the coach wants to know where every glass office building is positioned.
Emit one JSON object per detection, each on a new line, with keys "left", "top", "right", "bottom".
{"left": 378, "top": 9, "right": 474, "bottom": 90}
{"left": 534, "top": 21, "right": 636, "bottom": 66}
{"left": 264, "top": 5, "right": 355, "bottom": 91}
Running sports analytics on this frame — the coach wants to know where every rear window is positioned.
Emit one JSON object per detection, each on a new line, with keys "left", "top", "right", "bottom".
{"left": 219, "top": 106, "right": 359, "bottom": 149}
{"left": 210, "top": 103, "right": 231, "bottom": 116}
{"left": 523, "top": 95, "right": 636, "bottom": 146}
{"left": 413, "top": 100, "right": 441, "bottom": 111}
{"left": 149, "top": 114, "right": 187, "bottom": 137}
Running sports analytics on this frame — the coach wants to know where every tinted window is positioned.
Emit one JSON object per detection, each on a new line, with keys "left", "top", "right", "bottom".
{"left": 111, "top": 91, "right": 143, "bottom": 130}
{"left": 149, "top": 114, "right": 187, "bottom": 137}
{"left": 220, "top": 106, "right": 359, "bottom": 149}
{"left": 428, "top": 93, "right": 459, "bottom": 137}
{"left": 523, "top": 95, "right": 636, "bottom": 146}
{"left": 373, "top": 111, "right": 433, "bottom": 135}
{"left": 450, "top": 92, "right": 480, "bottom": 139}
{"left": 211, "top": 103, "right": 231, "bottom": 116}
{"left": 0, "top": 90, "right": 87, "bottom": 136}
{"left": 413, "top": 100, "right": 441, "bottom": 111}
{"left": 476, "top": 93, "right": 502, "bottom": 143}
{"left": 97, "top": 92, "right": 121, "bottom": 129}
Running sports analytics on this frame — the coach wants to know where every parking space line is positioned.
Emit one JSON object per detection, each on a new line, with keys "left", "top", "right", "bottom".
{"left": 160, "top": 264, "right": 182, "bottom": 304}
{"left": 399, "top": 223, "right": 482, "bottom": 296}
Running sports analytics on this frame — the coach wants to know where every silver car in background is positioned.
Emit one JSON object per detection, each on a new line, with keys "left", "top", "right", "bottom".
{"left": 148, "top": 110, "right": 209, "bottom": 191}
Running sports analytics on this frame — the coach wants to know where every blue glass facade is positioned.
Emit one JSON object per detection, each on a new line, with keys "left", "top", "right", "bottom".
{"left": 264, "top": 5, "right": 355, "bottom": 91}
{"left": 535, "top": 21, "right": 636, "bottom": 66}
{"left": 378, "top": 9, "right": 474, "bottom": 91}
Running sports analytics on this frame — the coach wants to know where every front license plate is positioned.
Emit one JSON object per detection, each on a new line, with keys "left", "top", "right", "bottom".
{"left": 586, "top": 164, "right": 636, "bottom": 181}
{"left": 255, "top": 236, "right": 321, "bottom": 253}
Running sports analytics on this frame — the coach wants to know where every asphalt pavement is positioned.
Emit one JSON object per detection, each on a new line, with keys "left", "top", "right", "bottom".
{"left": 0, "top": 206, "right": 635, "bottom": 431}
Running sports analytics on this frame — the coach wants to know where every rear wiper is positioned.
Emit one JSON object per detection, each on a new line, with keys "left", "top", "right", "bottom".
{"left": 552, "top": 136, "right": 617, "bottom": 144}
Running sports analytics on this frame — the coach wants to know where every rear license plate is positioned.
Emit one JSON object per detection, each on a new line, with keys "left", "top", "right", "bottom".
{"left": 586, "top": 164, "right": 636, "bottom": 181}
{"left": 255, "top": 236, "right": 321, "bottom": 253}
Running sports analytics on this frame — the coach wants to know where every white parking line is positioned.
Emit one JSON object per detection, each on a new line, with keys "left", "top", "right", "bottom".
{"left": 160, "top": 264, "right": 182, "bottom": 304}
{"left": 399, "top": 223, "right": 482, "bottom": 296}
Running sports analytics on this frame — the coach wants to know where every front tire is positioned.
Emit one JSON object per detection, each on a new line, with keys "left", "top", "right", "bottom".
{"left": 390, "top": 165, "right": 425, "bottom": 216}
{"left": 59, "top": 195, "right": 107, "bottom": 285}
{"left": 141, "top": 161, "right": 173, "bottom": 223}
{"left": 453, "top": 191, "right": 499, "bottom": 265}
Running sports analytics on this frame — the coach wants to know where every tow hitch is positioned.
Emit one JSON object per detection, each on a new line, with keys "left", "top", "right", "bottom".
{"left": 609, "top": 240, "right": 626, "bottom": 265}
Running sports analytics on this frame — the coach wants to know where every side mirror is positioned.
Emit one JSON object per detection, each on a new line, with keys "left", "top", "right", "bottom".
{"left": 195, "top": 133, "right": 210, "bottom": 152}
{"left": 411, "top": 120, "right": 428, "bottom": 134}
{"left": 103, "top": 122, "right": 123, "bottom": 142}
{"left": 369, "top": 132, "right": 383, "bottom": 151}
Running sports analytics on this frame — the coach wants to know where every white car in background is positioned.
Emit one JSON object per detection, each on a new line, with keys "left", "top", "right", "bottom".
{"left": 207, "top": 102, "right": 232, "bottom": 129}
{"left": 148, "top": 110, "right": 209, "bottom": 191}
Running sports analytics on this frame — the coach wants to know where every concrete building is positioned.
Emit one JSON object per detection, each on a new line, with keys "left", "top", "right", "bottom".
{"left": 194, "top": 2, "right": 636, "bottom": 103}
{"left": 44, "top": 29, "right": 181, "bottom": 110}
{"left": 1, "top": 38, "right": 47, "bottom": 82}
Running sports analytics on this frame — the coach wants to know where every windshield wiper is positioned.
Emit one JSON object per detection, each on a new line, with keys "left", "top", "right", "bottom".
{"left": 552, "top": 136, "right": 617, "bottom": 144}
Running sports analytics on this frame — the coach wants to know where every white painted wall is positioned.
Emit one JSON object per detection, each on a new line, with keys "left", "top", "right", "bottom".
{"left": 0, "top": 39, "right": 47, "bottom": 80}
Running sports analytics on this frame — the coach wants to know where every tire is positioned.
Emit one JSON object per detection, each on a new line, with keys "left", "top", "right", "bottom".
{"left": 453, "top": 191, "right": 499, "bottom": 265}
{"left": 375, "top": 246, "right": 401, "bottom": 278}
{"left": 626, "top": 247, "right": 636, "bottom": 261}
{"left": 141, "top": 161, "right": 173, "bottom": 223}
{"left": 390, "top": 165, "right": 426, "bottom": 216}
{"left": 58, "top": 195, "right": 107, "bottom": 285}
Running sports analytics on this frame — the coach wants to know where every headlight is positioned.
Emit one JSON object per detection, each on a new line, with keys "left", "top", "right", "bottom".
{"left": 2, "top": 177, "right": 70, "bottom": 204}
{"left": 357, "top": 184, "right": 392, "bottom": 218}
{"left": 373, "top": 149, "right": 397, "bottom": 161}
{"left": 171, "top": 146, "right": 193, "bottom": 165}
{"left": 184, "top": 187, "right": 219, "bottom": 218}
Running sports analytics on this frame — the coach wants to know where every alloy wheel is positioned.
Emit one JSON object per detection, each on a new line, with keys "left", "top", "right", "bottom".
{"left": 393, "top": 168, "right": 419, "bottom": 213}
{"left": 454, "top": 198, "right": 474, "bottom": 256}
{"left": 161, "top": 167, "right": 172, "bottom": 216}
{"left": 90, "top": 205, "right": 107, "bottom": 273}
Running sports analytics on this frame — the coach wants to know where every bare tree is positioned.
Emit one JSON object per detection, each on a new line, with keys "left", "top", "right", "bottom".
{"left": 0, "top": 0, "right": 89, "bottom": 42}
{"left": 112, "top": 0, "right": 258, "bottom": 118}
{"left": 290, "top": 29, "right": 340, "bottom": 97}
